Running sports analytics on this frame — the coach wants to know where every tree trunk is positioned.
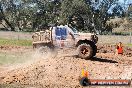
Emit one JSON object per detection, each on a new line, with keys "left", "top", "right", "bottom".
{"left": 0, "top": 6, "right": 15, "bottom": 31}
{"left": 3, "top": 17, "right": 15, "bottom": 31}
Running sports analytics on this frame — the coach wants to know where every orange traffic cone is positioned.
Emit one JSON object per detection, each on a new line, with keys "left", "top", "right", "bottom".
{"left": 80, "top": 69, "right": 90, "bottom": 86}
{"left": 81, "top": 69, "right": 88, "bottom": 78}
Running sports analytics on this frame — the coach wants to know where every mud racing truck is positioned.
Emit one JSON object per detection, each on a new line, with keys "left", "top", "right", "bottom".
{"left": 32, "top": 26, "right": 98, "bottom": 59}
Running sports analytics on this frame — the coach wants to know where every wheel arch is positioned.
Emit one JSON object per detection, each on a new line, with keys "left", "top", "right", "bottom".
{"left": 76, "top": 39, "right": 95, "bottom": 47}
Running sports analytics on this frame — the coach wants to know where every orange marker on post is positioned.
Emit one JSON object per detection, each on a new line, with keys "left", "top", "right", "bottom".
{"left": 80, "top": 68, "right": 90, "bottom": 86}
{"left": 81, "top": 69, "right": 88, "bottom": 77}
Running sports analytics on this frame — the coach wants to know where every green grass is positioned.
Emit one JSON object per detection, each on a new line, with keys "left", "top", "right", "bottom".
{"left": 0, "top": 38, "right": 32, "bottom": 46}
{"left": 125, "top": 44, "right": 132, "bottom": 47}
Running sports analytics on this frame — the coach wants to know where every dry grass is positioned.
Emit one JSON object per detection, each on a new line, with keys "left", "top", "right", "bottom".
{"left": 0, "top": 38, "right": 32, "bottom": 46}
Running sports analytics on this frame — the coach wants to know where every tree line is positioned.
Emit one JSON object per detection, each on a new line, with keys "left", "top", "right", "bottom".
{"left": 0, "top": 0, "right": 131, "bottom": 34}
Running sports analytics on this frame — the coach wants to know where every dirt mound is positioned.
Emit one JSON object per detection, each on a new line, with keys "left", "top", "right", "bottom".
{"left": 0, "top": 49, "right": 83, "bottom": 87}
{"left": 0, "top": 45, "right": 132, "bottom": 88}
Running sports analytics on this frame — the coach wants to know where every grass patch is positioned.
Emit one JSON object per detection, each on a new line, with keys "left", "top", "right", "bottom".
{"left": 125, "top": 44, "right": 132, "bottom": 47}
{"left": 0, "top": 38, "right": 33, "bottom": 65}
{"left": 0, "top": 38, "right": 32, "bottom": 46}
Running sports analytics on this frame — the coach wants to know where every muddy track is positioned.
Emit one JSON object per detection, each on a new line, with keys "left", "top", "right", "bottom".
{"left": 0, "top": 44, "right": 132, "bottom": 88}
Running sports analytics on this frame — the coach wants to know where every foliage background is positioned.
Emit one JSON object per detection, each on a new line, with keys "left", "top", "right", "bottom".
{"left": 0, "top": 0, "right": 132, "bottom": 34}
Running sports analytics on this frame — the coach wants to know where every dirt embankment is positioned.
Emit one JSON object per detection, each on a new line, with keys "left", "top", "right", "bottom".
{"left": 97, "top": 44, "right": 132, "bottom": 57}
{"left": 0, "top": 44, "right": 132, "bottom": 88}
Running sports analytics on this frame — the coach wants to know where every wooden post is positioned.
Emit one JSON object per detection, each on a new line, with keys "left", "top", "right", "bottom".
{"left": 130, "top": 32, "right": 132, "bottom": 44}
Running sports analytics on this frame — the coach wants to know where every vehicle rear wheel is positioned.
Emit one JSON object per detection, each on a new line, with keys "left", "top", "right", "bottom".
{"left": 34, "top": 46, "right": 51, "bottom": 59}
{"left": 37, "top": 46, "right": 50, "bottom": 55}
{"left": 77, "top": 44, "right": 93, "bottom": 59}
{"left": 33, "top": 42, "right": 56, "bottom": 59}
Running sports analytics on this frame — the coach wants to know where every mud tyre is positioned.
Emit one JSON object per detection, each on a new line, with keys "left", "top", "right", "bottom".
{"left": 77, "top": 44, "right": 93, "bottom": 59}
{"left": 91, "top": 43, "right": 97, "bottom": 56}
{"left": 85, "top": 41, "right": 97, "bottom": 57}
{"left": 34, "top": 46, "right": 52, "bottom": 59}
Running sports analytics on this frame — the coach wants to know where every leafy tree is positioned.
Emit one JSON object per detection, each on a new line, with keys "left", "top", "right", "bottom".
{"left": 0, "top": 0, "right": 129, "bottom": 34}
{"left": 32, "top": 0, "right": 61, "bottom": 31}
{"left": 60, "top": 0, "right": 92, "bottom": 31}
{"left": 60, "top": 0, "right": 120, "bottom": 34}
{"left": 123, "top": 4, "right": 132, "bottom": 31}
{"left": 127, "top": 4, "right": 132, "bottom": 22}
{"left": 91, "top": 0, "right": 119, "bottom": 34}
{"left": 0, "top": 0, "right": 15, "bottom": 31}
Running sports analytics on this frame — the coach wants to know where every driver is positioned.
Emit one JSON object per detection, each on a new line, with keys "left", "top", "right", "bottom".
{"left": 65, "top": 24, "right": 75, "bottom": 40}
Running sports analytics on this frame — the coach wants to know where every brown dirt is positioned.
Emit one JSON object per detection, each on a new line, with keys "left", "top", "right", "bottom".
{"left": 0, "top": 44, "right": 132, "bottom": 88}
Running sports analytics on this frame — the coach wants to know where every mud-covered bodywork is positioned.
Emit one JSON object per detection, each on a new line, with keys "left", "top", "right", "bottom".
{"left": 32, "top": 27, "right": 98, "bottom": 59}
{"left": 74, "top": 32, "right": 98, "bottom": 44}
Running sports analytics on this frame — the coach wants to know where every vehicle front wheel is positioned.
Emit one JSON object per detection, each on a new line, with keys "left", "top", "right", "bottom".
{"left": 77, "top": 44, "right": 93, "bottom": 59}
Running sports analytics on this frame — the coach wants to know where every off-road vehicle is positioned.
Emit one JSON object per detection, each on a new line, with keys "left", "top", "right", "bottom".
{"left": 32, "top": 26, "right": 98, "bottom": 59}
